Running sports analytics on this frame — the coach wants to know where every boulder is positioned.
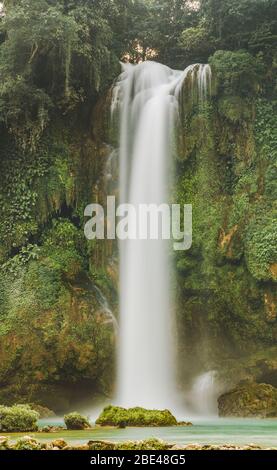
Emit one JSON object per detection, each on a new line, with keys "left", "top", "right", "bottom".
{"left": 13, "top": 436, "right": 42, "bottom": 451}
{"left": 64, "top": 412, "right": 91, "bottom": 430}
{"left": 95, "top": 405, "right": 178, "bottom": 427}
{"left": 88, "top": 440, "right": 117, "bottom": 451}
{"left": 51, "top": 439, "right": 68, "bottom": 449}
{"left": 0, "top": 436, "right": 10, "bottom": 450}
{"left": 218, "top": 382, "right": 277, "bottom": 417}
{"left": 115, "top": 438, "right": 171, "bottom": 450}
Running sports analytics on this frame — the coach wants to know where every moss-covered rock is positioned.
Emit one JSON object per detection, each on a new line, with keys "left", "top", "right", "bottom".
{"left": 116, "top": 438, "right": 172, "bottom": 450}
{"left": 88, "top": 440, "right": 117, "bottom": 450}
{"left": 95, "top": 405, "right": 178, "bottom": 427}
{"left": 0, "top": 214, "right": 116, "bottom": 411}
{"left": 4, "top": 437, "right": 274, "bottom": 451}
{"left": 64, "top": 412, "right": 91, "bottom": 430}
{"left": 175, "top": 59, "right": 277, "bottom": 387}
{"left": 0, "top": 266, "right": 116, "bottom": 412}
{"left": 0, "top": 97, "right": 118, "bottom": 408}
{"left": 51, "top": 438, "right": 68, "bottom": 449}
{"left": 0, "top": 436, "right": 10, "bottom": 450}
{"left": 13, "top": 436, "right": 43, "bottom": 451}
{"left": 0, "top": 405, "right": 39, "bottom": 432}
{"left": 88, "top": 438, "right": 172, "bottom": 450}
{"left": 218, "top": 382, "right": 277, "bottom": 417}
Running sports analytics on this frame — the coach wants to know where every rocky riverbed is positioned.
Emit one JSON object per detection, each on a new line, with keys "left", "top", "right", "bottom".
{"left": 0, "top": 436, "right": 276, "bottom": 451}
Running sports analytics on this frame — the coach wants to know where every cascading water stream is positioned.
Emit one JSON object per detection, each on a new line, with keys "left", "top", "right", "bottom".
{"left": 186, "top": 371, "right": 218, "bottom": 416}
{"left": 112, "top": 61, "right": 212, "bottom": 412}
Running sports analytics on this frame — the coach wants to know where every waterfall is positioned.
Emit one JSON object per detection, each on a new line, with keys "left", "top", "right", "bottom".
{"left": 186, "top": 371, "right": 218, "bottom": 416}
{"left": 93, "top": 285, "right": 119, "bottom": 333}
{"left": 113, "top": 61, "right": 211, "bottom": 411}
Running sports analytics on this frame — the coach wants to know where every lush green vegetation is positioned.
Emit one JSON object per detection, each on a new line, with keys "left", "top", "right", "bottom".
{"left": 96, "top": 405, "right": 178, "bottom": 427}
{"left": 0, "top": 404, "right": 39, "bottom": 432}
{"left": 0, "top": 0, "right": 276, "bottom": 411}
{"left": 64, "top": 412, "right": 90, "bottom": 430}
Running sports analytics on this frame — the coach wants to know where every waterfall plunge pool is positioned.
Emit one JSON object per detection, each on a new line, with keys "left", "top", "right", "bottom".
{"left": 4, "top": 418, "right": 277, "bottom": 448}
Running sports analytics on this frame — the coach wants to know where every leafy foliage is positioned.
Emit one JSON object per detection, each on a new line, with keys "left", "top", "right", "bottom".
{"left": 201, "top": 0, "right": 277, "bottom": 54}
{"left": 64, "top": 411, "right": 90, "bottom": 430}
{"left": 209, "top": 50, "right": 265, "bottom": 95}
{"left": 119, "top": 0, "right": 277, "bottom": 69}
{"left": 246, "top": 217, "right": 277, "bottom": 280}
{"left": 0, "top": 0, "right": 125, "bottom": 148}
{"left": 178, "top": 24, "right": 216, "bottom": 63}
{"left": 0, "top": 404, "right": 39, "bottom": 432}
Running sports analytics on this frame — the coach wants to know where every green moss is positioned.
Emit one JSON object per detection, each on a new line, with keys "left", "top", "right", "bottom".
{"left": 209, "top": 50, "right": 265, "bottom": 96}
{"left": 13, "top": 437, "right": 43, "bottom": 451}
{"left": 218, "top": 383, "right": 277, "bottom": 418}
{"left": 176, "top": 255, "right": 198, "bottom": 274}
{"left": 218, "top": 96, "right": 253, "bottom": 123}
{"left": 116, "top": 439, "right": 171, "bottom": 450}
{"left": 96, "top": 405, "right": 178, "bottom": 427}
{"left": 245, "top": 215, "right": 277, "bottom": 281}
{"left": 0, "top": 213, "right": 115, "bottom": 407}
{"left": 175, "top": 65, "right": 277, "bottom": 384}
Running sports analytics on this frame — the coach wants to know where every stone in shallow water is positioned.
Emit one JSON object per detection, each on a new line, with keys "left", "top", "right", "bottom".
{"left": 13, "top": 436, "right": 42, "bottom": 450}
{"left": 171, "top": 444, "right": 187, "bottom": 450}
{"left": 88, "top": 440, "right": 117, "bottom": 451}
{"left": 63, "top": 444, "right": 90, "bottom": 451}
{"left": 40, "top": 425, "right": 66, "bottom": 433}
{"left": 95, "top": 405, "right": 178, "bottom": 427}
{"left": 64, "top": 412, "right": 91, "bottom": 430}
{"left": 51, "top": 439, "right": 68, "bottom": 449}
{"left": 0, "top": 436, "right": 10, "bottom": 450}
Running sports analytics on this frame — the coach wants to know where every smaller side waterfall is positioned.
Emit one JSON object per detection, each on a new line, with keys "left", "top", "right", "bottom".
{"left": 197, "top": 64, "right": 212, "bottom": 101}
{"left": 174, "top": 63, "right": 212, "bottom": 103}
{"left": 93, "top": 285, "right": 119, "bottom": 333}
{"left": 186, "top": 371, "right": 218, "bottom": 416}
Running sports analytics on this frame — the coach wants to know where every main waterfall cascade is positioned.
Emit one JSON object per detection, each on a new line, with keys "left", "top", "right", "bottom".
{"left": 112, "top": 61, "right": 212, "bottom": 413}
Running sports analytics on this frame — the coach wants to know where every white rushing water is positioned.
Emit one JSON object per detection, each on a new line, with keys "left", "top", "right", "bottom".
{"left": 186, "top": 371, "right": 218, "bottom": 416}
{"left": 93, "top": 284, "right": 119, "bottom": 333}
{"left": 113, "top": 61, "right": 212, "bottom": 411}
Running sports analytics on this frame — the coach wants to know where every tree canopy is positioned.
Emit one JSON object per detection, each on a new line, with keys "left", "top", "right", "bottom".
{"left": 0, "top": 0, "right": 276, "bottom": 147}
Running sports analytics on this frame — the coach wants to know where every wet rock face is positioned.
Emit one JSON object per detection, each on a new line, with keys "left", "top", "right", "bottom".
{"left": 0, "top": 269, "right": 116, "bottom": 412}
{"left": 0, "top": 94, "right": 117, "bottom": 409}
{"left": 218, "top": 382, "right": 277, "bottom": 417}
{"left": 175, "top": 71, "right": 277, "bottom": 387}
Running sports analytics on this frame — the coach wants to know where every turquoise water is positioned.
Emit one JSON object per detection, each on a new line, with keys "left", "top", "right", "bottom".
{"left": 6, "top": 418, "right": 277, "bottom": 447}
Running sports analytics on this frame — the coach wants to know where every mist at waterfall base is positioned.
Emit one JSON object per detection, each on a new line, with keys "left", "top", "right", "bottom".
{"left": 110, "top": 60, "right": 216, "bottom": 418}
